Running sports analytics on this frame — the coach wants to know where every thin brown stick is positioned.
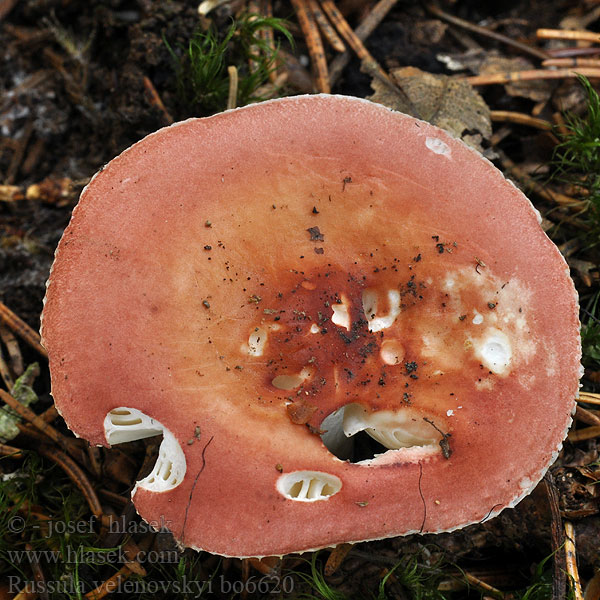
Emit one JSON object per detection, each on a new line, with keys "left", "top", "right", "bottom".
{"left": 552, "top": 111, "right": 570, "bottom": 137}
{"left": 544, "top": 473, "right": 566, "bottom": 600}
{"left": 490, "top": 110, "right": 552, "bottom": 130}
{"left": 261, "top": 0, "right": 279, "bottom": 83}
{"left": 40, "top": 404, "right": 59, "bottom": 423}
{"left": 6, "top": 120, "right": 33, "bottom": 185}
{"left": 320, "top": 0, "right": 381, "bottom": 67}
{"left": 0, "top": 344, "right": 14, "bottom": 389}
{"left": 310, "top": 0, "right": 345, "bottom": 52}
{"left": 568, "top": 425, "right": 600, "bottom": 442}
{"left": 0, "top": 301, "right": 47, "bottom": 359}
{"left": 98, "top": 488, "right": 129, "bottom": 508}
{"left": 142, "top": 76, "right": 173, "bottom": 125}
{"left": 84, "top": 566, "right": 137, "bottom": 600}
{"left": 537, "top": 28, "right": 600, "bottom": 43}
{"left": 575, "top": 405, "right": 600, "bottom": 427}
{"left": 292, "top": 0, "right": 330, "bottom": 93}
{"left": 25, "top": 542, "right": 48, "bottom": 600}
{"left": 543, "top": 57, "right": 600, "bottom": 68}
{"left": 462, "top": 571, "right": 506, "bottom": 599}
{"left": 38, "top": 446, "right": 103, "bottom": 518}
{"left": 329, "top": 0, "right": 398, "bottom": 86}
{"left": 0, "top": 389, "right": 65, "bottom": 446}
{"left": 467, "top": 67, "right": 600, "bottom": 85}
{"left": 227, "top": 65, "right": 239, "bottom": 110}
{"left": 0, "top": 442, "right": 24, "bottom": 458}
{"left": 565, "top": 522, "right": 584, "bottom": 600}
{"left": 427, "top": 3, "right": 548, "bottom": 61}
{"left": 547, "top": 46, "right": 600, "bottom": 58}
{"left": 0, "top": 323, "right": 24, "bottom": 375}
{"left": 325, "top": 543, "right": 353, "bottom": 575}
{"left": 579, "top": 391, "right": 600, "bottom": 405}
{"left": 497, "top": 151, "right": 582, "bottom": 207}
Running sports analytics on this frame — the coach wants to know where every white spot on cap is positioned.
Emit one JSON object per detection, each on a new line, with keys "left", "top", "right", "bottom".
{"left": 472, "top": 311, "right": 484, "bottom": 325}
{"left": 474, "top": 328, "right": 512, "bottom": 374}
{"left": 519, "top": 477, "right": 533, "bottom": 490}
{"left": 447, "top": 409, "right": 454, "bottom": 416}
{"left": 425, "top": 137, "right": 451, "bottom": 156}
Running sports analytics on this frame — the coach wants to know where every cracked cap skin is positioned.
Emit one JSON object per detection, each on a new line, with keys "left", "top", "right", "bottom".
{"left": 41, "top": 95, "right": 580, "bottom": 558}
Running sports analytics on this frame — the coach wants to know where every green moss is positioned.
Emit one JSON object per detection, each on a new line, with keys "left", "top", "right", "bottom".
{"left": 165, "top": 13, "right": 292, "bottom": 116}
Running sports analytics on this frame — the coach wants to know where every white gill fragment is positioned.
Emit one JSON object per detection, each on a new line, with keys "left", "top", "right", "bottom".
{"left": 342, "top": 404, "right": 441, "bottom": 450}
{"left": 321, "top": 408, "right": 353, "bottom": 460}
{"left": 105, "top": 408, "right": 186, "bottom": 493}
{"left": 272, "top": 367, "right": 313, "bottom": 390}
{"left": 331, "top": 295, "right": 351, "bottom": 330}
{"left": 276, "top": 471, "right": 342, "bottom": 502}
{"left": 362, "top": 289, "right": 401, "bottom": 332}
{"left": 473, "top": 328, "right": 512, "bottom": 375}
{"left": 425, "top": 137, "right": 451, "bottom": 156}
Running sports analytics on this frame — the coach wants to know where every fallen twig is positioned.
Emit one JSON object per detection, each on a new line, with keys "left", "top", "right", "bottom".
{"left": 0, "top": 389, "right": 65, "bottom": 447}
{"left": 575, "top": 405, "right": 600, "bottom": 427}
{"left": 537, "top": 28, "right": 600, "bottom": 44}
{"left": 291, "top": 0, "right": 330, "bottom": 92}
{"left": 564, "top": 522, "right": 584, "bottom": 600}
{"left": 543, "top": 57, "right": 600, "bottom": 68}
{"left": 0, "top": 442, "right": 24, "bottom": 458}
{"left": 38, "top": 446, "right": 103, "bottom": 518}
{"left": 490, "top": 110, "right": 552, "bottom": 130}
{"left": 310, "top": 0, "right": 345, "bottom": 52}
{"left": 568, "top": 425, "right": 600, "bottom": 442}
{"left": 142, "top": 76, "right": 173, "bottom": 125}
{"left": 329, "top": 0, "right": 398, "bottom": 86}
{"left": 427, "top": 3, "right": 548, "bottom": 60}
{"left": 467, "top": 67, "right": 600, "bottom": 85}
{"left": 544, "top": 473, "right": 566, "bottom": 600}
{"left": 325, "top": 543, "right": 353, "bottom": 575}
{"left": 579, "top": 391, "right": 600, "bottom": 405}
{"left": 0, "top": 301, "right": 47, "bottom": 359}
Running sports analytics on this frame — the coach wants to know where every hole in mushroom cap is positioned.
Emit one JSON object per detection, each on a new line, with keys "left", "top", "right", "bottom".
{"left": 321, "top": 404, "right": 446, "bottom": 464}
{"left": 276, "top": 471, "right": 341, "bottom": 501}
{"left": 362, "top": 289, "right": 401, "bottom": 332}
{"left": 331, "top": 303, "right": 350, "bottom": 330}
{"left": 104, "top": 408, "right": 186, "bottom": 493}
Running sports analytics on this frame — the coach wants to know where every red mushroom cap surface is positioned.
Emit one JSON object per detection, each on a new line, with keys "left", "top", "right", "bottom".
{"left": 41, "top": 95, "right": 581, "bottom": 558}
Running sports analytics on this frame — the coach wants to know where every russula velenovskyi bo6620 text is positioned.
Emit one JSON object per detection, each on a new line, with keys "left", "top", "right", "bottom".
{"left": 41, "top": 95, "right": 581, "bottom": 558}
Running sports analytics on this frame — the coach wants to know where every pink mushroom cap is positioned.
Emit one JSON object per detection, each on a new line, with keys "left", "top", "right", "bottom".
{"left": 41, "top": 95, "right": 581, "bottom": 557}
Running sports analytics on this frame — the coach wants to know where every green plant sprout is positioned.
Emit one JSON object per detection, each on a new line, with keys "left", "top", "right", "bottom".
{"left": 581, "top": 289, "right": 600, "bottom": 371}
{"left": 551, "top": 75, "right": 600, "bottom": 249}
{"left": 165, "top": 13, "right": 292, "bottom": 116}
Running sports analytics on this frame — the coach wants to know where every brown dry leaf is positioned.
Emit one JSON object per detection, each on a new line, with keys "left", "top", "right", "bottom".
{"left": 479, "top": 55, "right": 552, "bottom": 102}
{"left": 368, "top": 66, "right": 492, "bottom": 152}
